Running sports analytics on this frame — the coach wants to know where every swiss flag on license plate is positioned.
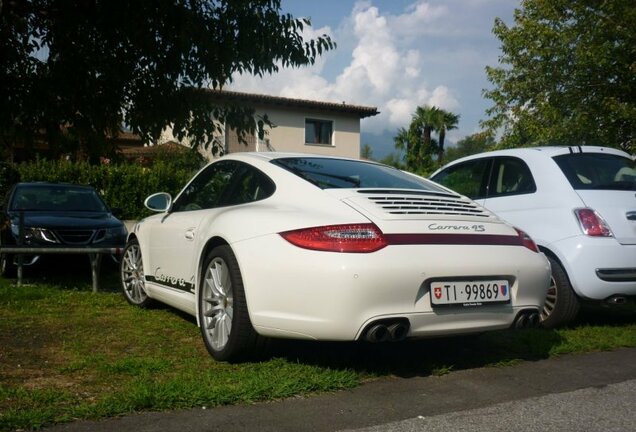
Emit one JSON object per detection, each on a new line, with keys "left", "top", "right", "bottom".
{"left": 433, "top": 286, "right": 442, "bottom": 299}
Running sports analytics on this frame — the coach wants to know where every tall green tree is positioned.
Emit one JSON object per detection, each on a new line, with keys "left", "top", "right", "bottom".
{"left": 483, "top": 0, "right": 636, "bottom": 152}
{"left": 0, "top": 0, "right": 335, "bottom": 161}
{"left": 393, "top": 105, "right": 460, "bottom": 173}
{"left": 432, "top": 110, "right": 460, "bottom": 163}
{"left": 412, "top": 105, "right": 440, "bottom": 168}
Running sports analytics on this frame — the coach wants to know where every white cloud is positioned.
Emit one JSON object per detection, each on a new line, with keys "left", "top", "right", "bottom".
{"left": 229, "top": 0, "right": 515, "bottom": 142}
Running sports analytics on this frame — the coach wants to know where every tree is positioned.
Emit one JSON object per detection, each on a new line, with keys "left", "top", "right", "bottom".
{"left": 0, "top": 0, "right": 335, "bottom": 162}
{"left": 412, "top": 106, "right": 439, "bottom": 168}
{"left": 443, "top": 132, "right": 496, "bottom": 164}
{"left": 393, "top": 105, "right": 460, "bottom": 174}
{"left": 360, "top": 143, "right": 373, "bottom": 160}
{"left": 483, "top": 0, "right": 636, "bottom": 153}
{"left": 432, "top": 110, "right": 459, "bottom": 163}
{"left": 378, "top": 152, "right": 404, "bottom": 170}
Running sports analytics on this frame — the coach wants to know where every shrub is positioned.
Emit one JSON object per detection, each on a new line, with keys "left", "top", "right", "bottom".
{"left": 14, "top": 159, "right": 200, "bottom": 219}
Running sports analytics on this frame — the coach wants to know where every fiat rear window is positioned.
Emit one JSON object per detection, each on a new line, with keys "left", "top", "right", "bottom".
{"left": 553, "top": 153, "right": 636, "bottom": 191}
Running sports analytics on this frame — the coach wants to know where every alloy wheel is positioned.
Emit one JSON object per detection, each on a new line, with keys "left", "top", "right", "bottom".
{"left": 121, "top": 243, "right": 148, "bottom": 305}
{"left": 201, "top": 257, "right": 234, "bottom": 351}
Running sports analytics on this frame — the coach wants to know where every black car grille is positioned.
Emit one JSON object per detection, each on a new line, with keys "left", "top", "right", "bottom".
{"left": 54, "top": 229, "right": 98, "bottom": 245}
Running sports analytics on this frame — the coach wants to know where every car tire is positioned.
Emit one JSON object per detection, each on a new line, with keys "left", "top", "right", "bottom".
{"left": 120, "top": 238, "right": 153, "bottom": 308}
{"left": 540, "top": 256, "right": 580, "bottom": 328}
{"left": 198, "top": 245, "right": 263, "bottom": 362}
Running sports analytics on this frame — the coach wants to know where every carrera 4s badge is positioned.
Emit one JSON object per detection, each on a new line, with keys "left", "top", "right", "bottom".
{"left": 428, "top": 223, "right": 486, "bottom": 232}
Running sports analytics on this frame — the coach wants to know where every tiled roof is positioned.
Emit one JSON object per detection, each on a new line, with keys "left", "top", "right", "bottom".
{"left": 202, "top": 89, "right": 379, "bottom": 118}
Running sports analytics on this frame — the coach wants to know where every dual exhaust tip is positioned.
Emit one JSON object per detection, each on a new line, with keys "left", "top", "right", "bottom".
{"left": 365, "top": 311, "right": 542, "bottom": 342}
{"left": 363, "top": 320, "right": 410, "bottom": 343}
{"left": 514, "top": 310, "right": 541, "bottom": 329}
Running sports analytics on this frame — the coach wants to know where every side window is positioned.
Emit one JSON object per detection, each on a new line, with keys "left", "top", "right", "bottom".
{"left": 305, "top": 119, "right": 333, "bottom": 145}
{"left": 220, "top": 164, "right": 276, "bottom": 206}
{"left": 489, "top": 157, "right": 536, "bottom": 197}
{"left": 172, "top": 161, "right": 237, "bottom": 212}
{"left": 431, "top": 159, "right": 491, "bottom": 199}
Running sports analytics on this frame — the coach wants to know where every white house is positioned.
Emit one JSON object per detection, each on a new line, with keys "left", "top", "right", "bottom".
{"left": 158, "top": 90, "right": 379, "bottom": 160}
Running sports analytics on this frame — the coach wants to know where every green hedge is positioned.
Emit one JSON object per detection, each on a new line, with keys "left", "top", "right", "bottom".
{"left": 12, "top": 160, "right": 200, "bottom": 219}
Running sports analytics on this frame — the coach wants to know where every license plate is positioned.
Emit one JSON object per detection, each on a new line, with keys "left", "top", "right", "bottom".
{"left": 430, "top": 279, "right": 510, "bottom": 306}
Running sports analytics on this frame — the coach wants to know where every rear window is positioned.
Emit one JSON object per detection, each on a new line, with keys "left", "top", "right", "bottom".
{"left": 271, "top": 157, "right": 447, "bottom": 192}
{"left": 553, "top": 153, "right": 636, "bottom": 191}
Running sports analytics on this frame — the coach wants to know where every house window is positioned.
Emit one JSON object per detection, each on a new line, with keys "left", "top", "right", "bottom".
{"left": 305, "top": 119, "right": 333, "bottom": 145}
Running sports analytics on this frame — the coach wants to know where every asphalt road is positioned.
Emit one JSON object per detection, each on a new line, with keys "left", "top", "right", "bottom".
{"left": 45, "top": 348, "right": 636, "bottom": 432}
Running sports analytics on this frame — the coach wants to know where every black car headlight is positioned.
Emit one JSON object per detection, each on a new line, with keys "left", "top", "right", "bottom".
{"left": 22, "top": 227, "right": 60, "bottom": 244}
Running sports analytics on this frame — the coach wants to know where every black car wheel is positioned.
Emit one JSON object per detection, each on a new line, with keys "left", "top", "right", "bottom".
{"left": 540, "top": 256, "right": 580, "bottom": 328}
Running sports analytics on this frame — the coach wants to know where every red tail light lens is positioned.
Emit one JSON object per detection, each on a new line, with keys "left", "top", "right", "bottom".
{"left": 574, "top": 208, "right": 613, "bottom": 237}
{"left": 280, "top": 224, "right": 387, "bottom": 253}
{"left": 515, "top": 228, "right": 539, "bottom": 253}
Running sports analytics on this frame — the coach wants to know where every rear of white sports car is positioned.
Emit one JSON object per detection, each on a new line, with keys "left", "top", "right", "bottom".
{"left": 230, "top": 156, "right": 551, "bottom": 343}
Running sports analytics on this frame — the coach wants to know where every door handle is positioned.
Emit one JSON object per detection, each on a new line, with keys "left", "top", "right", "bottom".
{"left": 184, "top": 228, "right": 195, "bottom": 240}
{"left": 627, "top": 211, "right": 636, "bottom": 221}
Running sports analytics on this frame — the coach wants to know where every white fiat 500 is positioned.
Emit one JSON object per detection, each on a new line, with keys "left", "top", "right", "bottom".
{"left": 431, "top": 146, "right": 636, "bottom": 328}
{"left": 121, "top": 153, "right": 550, "bottom": 361}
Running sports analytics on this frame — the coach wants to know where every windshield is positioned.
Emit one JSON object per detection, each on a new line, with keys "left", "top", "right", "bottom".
{"left": 271, "top": 157, "right": 449, "bottom": 193}
{"left": 10, "top": 185, "right": 109, "bottom": 212}
{"left": 553, "top": 153, "right": 636, "bottom": 191}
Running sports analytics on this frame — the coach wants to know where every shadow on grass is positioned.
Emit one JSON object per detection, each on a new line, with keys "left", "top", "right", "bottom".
{"left": 264, "top": 330, "right": 564, "bottom": 379}
{"left": 264, "top": 303, "right": 635, "bottom": 378}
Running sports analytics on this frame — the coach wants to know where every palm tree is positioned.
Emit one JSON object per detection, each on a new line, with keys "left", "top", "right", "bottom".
{"left": 394, "top": 127, "right": 417, "bottom": 171}
{"left": 434, "top": 110, "right": 460, "bottom": 163}
{"left": 393, "top": 105, "right": 460, "bottom": 173}
{"left": 411, "top": 105, "right": 441, "bottom": 168}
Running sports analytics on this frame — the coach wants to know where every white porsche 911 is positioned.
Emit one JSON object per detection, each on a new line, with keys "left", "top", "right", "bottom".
{"left": 121, "top": 153, "right": 550, "bottom": 362}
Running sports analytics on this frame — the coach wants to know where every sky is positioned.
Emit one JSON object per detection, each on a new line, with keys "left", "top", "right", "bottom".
{"left": 228, "top": 0, "right": 518, "bottom": 158}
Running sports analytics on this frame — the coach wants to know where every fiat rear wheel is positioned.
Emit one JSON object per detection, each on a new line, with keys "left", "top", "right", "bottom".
{"left": 540, "top": 256, "right": 580, "bottom": 328}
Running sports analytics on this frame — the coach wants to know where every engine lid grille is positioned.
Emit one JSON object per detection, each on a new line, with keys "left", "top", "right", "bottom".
{"left": 359, "top": 190, "right": 494, "bottom": 219}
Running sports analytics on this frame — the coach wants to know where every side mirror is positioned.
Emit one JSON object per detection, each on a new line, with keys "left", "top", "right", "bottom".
{"left": 144, "top": 192, "right": 172, "bottom": 213}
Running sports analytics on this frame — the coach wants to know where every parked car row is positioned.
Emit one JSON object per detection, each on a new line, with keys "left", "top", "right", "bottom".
{"left": 431, "top": 146, "right": 636, "bottom": 327}
{"left": 4, "top": 146, "right": 632, "bottom": 363}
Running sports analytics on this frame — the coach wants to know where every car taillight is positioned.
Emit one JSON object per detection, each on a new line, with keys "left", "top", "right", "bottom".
{"left": 574, "top": 208, "right": 613, "bottom": 237}
{"left": 514, "top": 228, "right": 539, "bottom": 253}
{"left": 280, "top": 224, "right": 387, "bottom": 253}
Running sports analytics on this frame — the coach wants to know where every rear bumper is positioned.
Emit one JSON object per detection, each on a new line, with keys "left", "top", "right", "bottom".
{"left": 550, "top": 236, "right": 636, "bottom": 300}
{"left": 232, "top": 235, "right": 550, "bottom": 341}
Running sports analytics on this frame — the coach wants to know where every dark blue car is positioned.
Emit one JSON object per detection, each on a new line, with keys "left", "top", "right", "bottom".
{"left": 0, "top": 182, "right": 127, "bottom": 276}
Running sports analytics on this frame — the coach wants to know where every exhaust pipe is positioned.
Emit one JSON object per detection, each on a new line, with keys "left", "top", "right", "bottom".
{"left": 365, "top": 324, "right": 389, "bottom": 343}
{"left": 528, "top": 312, "right": 540, "bottom": 328}
{"left": 514, "top": 314, "right": 528, "bottom": 329}
{"left": 387, "top": 322, "right": 409, "bottom": 341}
{"left": 513, "top": 310, "right": 541, "bottom": 329}
{"left": 606, "top": 295, "right": 627, "bottom": 306}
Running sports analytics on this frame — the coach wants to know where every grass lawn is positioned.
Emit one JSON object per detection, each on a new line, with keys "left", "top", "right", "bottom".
{"left": 1, "top": 257, "right": 635, "bottom": 431}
